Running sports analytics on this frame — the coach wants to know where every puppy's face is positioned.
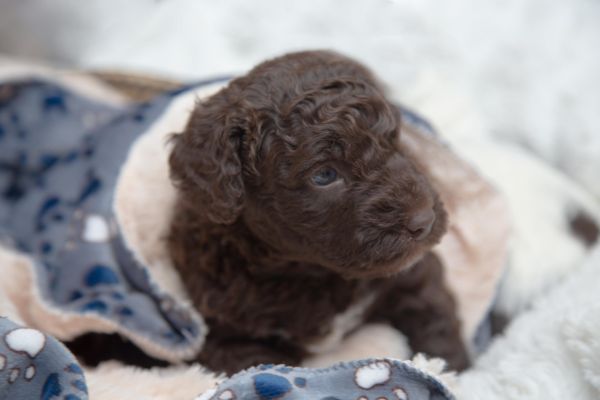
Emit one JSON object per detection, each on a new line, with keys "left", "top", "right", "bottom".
{"left": 170, "top": 51, "right": 447, "bottom": 278}
{"left": 242, "top": 82, "right": 446, "bottom": 279}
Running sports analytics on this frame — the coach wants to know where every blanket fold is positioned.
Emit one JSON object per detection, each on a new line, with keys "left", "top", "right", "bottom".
{"left": 0, "top": 79, "right": 209, "bottom": 363}
{"left": 0, "top": 317, "right": 88, "bottom": 400}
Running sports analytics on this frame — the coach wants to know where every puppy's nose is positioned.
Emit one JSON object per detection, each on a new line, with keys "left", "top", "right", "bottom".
{"left": 407, "top": 208, "right": 436, "bottom": 240}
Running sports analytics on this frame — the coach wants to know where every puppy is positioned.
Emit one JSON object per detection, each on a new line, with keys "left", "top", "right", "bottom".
{"left": 168, "top": 50, "right": 469, "bottom": 374}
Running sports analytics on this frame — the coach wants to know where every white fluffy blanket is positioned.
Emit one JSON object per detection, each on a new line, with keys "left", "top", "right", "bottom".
{"left": 1, "top": 0, "right": 599, "bottom": 201}
{"left": 459, "top": 244, "right": 600, "bottom": 399}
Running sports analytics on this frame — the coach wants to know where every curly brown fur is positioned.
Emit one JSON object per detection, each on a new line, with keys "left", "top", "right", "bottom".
{"left": 168, "top": 50, "right": 468, "bottom": 375}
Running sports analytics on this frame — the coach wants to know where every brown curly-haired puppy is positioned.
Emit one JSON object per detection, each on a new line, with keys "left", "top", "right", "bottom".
{"left": 168, "top": 50, "right": 469, "bottom": 374}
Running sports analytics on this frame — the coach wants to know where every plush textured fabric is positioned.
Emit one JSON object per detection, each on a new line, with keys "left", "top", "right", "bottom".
{"left": 199, "top": 358, "right": 455, "bottom": 400}
{"left": 457, "top": 244, "right": 600, "bottom": 400}
{"left": 0, "top": 317, "right": 88, "bottom": 400}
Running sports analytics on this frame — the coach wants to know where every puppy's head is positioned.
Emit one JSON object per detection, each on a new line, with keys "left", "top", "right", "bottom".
{"left": 170, "top": 51, "right": 446, "bottom": 278}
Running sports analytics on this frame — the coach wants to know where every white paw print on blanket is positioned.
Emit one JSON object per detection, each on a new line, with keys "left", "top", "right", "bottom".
{"left": 4, "top": 328, "right": 46, "bottom": 358}
{"left": 354, "top": 360, "right": 392, "bottom": 389}
{"left": 82, "top": 214, "right": 112, "bottom": 242}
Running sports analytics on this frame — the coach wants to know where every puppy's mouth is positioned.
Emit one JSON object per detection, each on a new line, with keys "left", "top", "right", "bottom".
{"left": 341, "top": 200, "right": 448, "bottom": 280}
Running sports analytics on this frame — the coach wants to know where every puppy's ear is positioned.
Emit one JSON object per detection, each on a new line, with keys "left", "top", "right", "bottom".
{"left": 169, "top": 89, "right": 246, "bottom": 225}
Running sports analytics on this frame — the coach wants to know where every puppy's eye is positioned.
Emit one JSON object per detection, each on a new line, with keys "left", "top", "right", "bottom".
{"left": 311, "top": 167, "right": 338, "bottom": 186}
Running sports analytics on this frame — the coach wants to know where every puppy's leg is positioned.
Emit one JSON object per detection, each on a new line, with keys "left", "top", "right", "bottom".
{"left": 197, "top": 330, "right": 306, "bottom": 375}
{"left": 368, "top": 252, "right": 470, "bottom": 371}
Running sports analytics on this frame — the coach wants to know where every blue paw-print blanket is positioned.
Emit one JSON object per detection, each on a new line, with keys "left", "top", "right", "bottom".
{"left": 0, "top": 317, "right": 88, "bottom": 400}
{"left": 0, "top": 78, "right": 217, "bottom": 362}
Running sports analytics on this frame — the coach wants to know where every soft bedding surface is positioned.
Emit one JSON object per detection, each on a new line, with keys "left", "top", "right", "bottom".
{"left": 0, "top": 60, "right": 599, "bottom": 399}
